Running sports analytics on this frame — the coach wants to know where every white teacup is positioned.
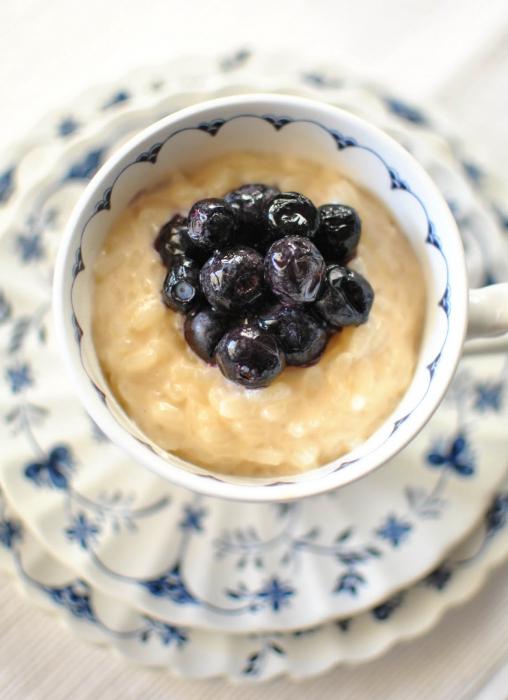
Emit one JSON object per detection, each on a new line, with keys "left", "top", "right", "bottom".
{"left": 53, "top": 94, "right": 508, "bottom": 502}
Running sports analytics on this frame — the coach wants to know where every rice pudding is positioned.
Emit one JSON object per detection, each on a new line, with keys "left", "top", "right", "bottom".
{"left": 92, "top": 151, "right": 425, "bottom": 476}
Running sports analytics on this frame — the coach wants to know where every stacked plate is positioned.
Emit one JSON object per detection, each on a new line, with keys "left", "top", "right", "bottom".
{"left": 1, "top": 51, "right": 508, "bottom": 682}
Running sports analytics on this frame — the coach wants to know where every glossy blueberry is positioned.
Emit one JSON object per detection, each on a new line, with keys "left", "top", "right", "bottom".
{"left": 156, "top": 187, "right": 375, "bottom": 387}
{"left": 215, "top": 324, "right": 286, "bottom": 388}
{"left": 200, "top": 246, "right": 265, "bottom": 312}
{"left": 184, "top": 306, "right": 230, "bottom": 363}
{"left": 259, "top": 304, "right": 329, "bottom": 366}
{"left": 266, "top": 192, "right": 319, "bottom": 240}
{"left": 264, "top": 235, "right": 326, "bottom": 304}
{"left": 161, "top": 255, "right": 201, "bottom": 313}
{"left": 315, "top": 265, "right": 374, "bottom": 328}
{"left": 225, "top": 183, "right": 279, "bottom": 246}
{"left": 187, "top": 198, "right": 237, "bottom": 253}
{"left": 238, "top": 290, "right": 280, "bottom": 327}
{"left": 154, "top": 214, "right": 187, "bottom": 266}
{"left": 154, "top": 214, "right": 207, "bottom": 265}
{"left": 315, "top": 204, "right": 361, "bottom": 262}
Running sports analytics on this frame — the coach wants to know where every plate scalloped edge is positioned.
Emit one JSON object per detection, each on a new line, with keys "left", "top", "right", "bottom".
{"left": 1, "top": 484, "right": 508, "bottom": 682}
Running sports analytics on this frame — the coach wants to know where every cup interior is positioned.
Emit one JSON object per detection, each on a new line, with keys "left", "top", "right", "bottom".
{"left": 54, "top": 94, "right": 467, "bottom": 501}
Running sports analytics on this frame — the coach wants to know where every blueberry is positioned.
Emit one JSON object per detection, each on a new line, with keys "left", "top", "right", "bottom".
{"left": 264, "top": 236, "right": 326, "bottom": 304}
{"left": 238, "top": 290, "right": 280, "bottom": 327}
{"left": 200, "top": 246, "right": 265, "bottom": 312}
{"left": 259, "top": 304, "right": 328, "bottom": 366}
{"left": 154, "top": 213, "right": 207, "bottom": 265}
{"left": 154, "top": 214, "right": 187, "bottom": 266}
{"left": 225, "top": 183, "right": 279, "bottom": 225}
{"left": 266, "top": 192, "right": 319, "bottom": 240}
{"left": 184, "top": 306, "right": 230, "bottom": 363}
{"left": 315, "top": 204, "right": 361, "bottom": 263}
{"left": 215, "top": 324, "right": 285, "bottom": 388}
{"left": 225, "top": 183, "right": 279, "bottom": 247}
{"left": 187, "top": 198, "right": 237, "bottom": 253}
{"left": 161, "top": 255, "right": 201, "bottom": 313}
{"left": 315, "top": 265, "right": 374, "bottom": 328}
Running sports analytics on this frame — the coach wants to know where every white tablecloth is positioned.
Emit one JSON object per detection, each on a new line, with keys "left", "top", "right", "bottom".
{"left": 1, "top": 0, "right": 508, "bottom": 697}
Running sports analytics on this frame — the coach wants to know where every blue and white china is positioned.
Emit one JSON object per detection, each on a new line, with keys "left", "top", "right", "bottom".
{"left": 2, "top": 483, "right": 508, "bottom": 681}
{"left": 1, "top": 52, "right": 508, "bottom": 635}
{"left": 53, "top": 92, "right": 508, "bottom": 502}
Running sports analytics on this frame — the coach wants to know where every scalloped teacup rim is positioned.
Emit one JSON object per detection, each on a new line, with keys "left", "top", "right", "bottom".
{"left": 53, "top": 93, "right": 481, "bottom": 501}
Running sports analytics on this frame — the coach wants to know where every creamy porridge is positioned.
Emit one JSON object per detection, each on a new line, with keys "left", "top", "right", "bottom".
{"left": 92, "top": 152, "right": 425, "bottom": 476}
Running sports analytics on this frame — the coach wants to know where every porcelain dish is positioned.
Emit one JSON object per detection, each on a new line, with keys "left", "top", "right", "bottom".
{"left": 2, "top": 483, "right": 508, "bottom": 681}
{"left": 1, "top": 51, "right": 508, "bottom": 648}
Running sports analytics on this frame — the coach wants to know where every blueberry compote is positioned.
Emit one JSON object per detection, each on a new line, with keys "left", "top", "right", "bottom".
{"left": 154, "top": 188, "right": 374, "bottom": 388}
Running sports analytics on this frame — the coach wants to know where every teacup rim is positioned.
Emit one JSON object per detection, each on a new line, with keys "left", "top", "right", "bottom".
{"left": 53, "top": 93, "right": 468, "bottom": 502}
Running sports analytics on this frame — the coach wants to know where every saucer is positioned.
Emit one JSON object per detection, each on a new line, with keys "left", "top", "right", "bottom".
{"left": 2, "top": 482, "right": 508, "bottom": 682}
{"left": 1, "top": 51, "right": 508, "bottom": 633}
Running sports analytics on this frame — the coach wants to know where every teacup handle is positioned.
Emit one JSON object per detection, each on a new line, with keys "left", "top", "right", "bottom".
{"left": 465, "top": 284, "right": 508, "bottom": 354}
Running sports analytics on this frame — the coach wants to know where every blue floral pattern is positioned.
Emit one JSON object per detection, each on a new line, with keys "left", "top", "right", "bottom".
{"left": 58, "top": 117, "right": 79, "bottom": 137}
{"left": 14, "top": 208, "right": 57, "bottom": 265}
{"left": 45, "top": 580, "right": 96, "bottom": 622}
{"left": 219, "top": 49, "right": 251, "bottom": 72}
{"left": 462, "top": 161, "right": 484, "bottom": 184}
{"left": 0, "top": 291, "right": 12, "bottom": 324}
{"left": 179, "top": 503, "right": 207, "bottom": 532}
{"left": 385, "top": 97, "right": 428, "bottom": 125}
{"left": 0, "top": 516, "right": 22, "bottom": 549}
{"left": 7, "top": 364, "right": 494, "bottom": 621}
{"left": 255, "top": 578, "right": 295, "bottom": 611}
{"left": 65, "top": 148, "right": 105, "bottom": 180}
{"left": 0, "top": 166, "right": 14, "bottom": 203}
{"left": 139, "top": 618, "right": 187, "bottom": 647}
{"left": 494, "top": 206, "right": 508, "bottom": 231}
{"left": 474, "top": 382, "right": 504, "bottom": 412}
{"left": 141, "top": 564, "right": 197, "bottom": 605}
{"left": 102, "top": 90, "right": 130, "bottom": 109}
{"left": 485, "top": 495, "right": 508, "bottom": 536}
{"left": 376, "top": 515, "right": 412, "bottom": 548}
{"left": 427, "top": 432, "right": 475, "bottom": 477}
{"left": 66, "top": 513, "right": 101, "bottom": 549}
{"left": 302, "top": 72, "right": 343, "bottom": 89}
{"left": 335, "top": 571, "right": 365, "bottom": 596}
{"left": 26, "top": 445, "right": 74, "bottom": 490}
{"left": 425, "top": 566, "right": 453, "bottom": 590}
{"left": 371, "top": 594, "right": 404, "bottom": 620}
{"left": 0, "top": 490, "right": 191, "bottom": 649}
{"left": 12, "top": 390, "right": 464, "bottom": 620}
{"left": 1, "top": 65, "right": 508, "bottom": 637}
{"left": 242, "top": 641, "right": 285, "bottom": 676}
{"left": 15, "top": 233, "right": 43, "bottom": 263}
{"left": 55, "top": 488, "right": 508, "bottom": 675}
{"left": 2, "top": 476, "right": 504, "bottom": 680}
{"left": 226, "top": 578, "right": 296, "bottom": 613}
{"left": 5, "top": 363, "right": 33, "bottom": 393}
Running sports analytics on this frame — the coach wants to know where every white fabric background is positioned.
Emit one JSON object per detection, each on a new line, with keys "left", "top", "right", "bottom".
{"left": 1, "top": 0, "right": 508, "bottom": 697}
